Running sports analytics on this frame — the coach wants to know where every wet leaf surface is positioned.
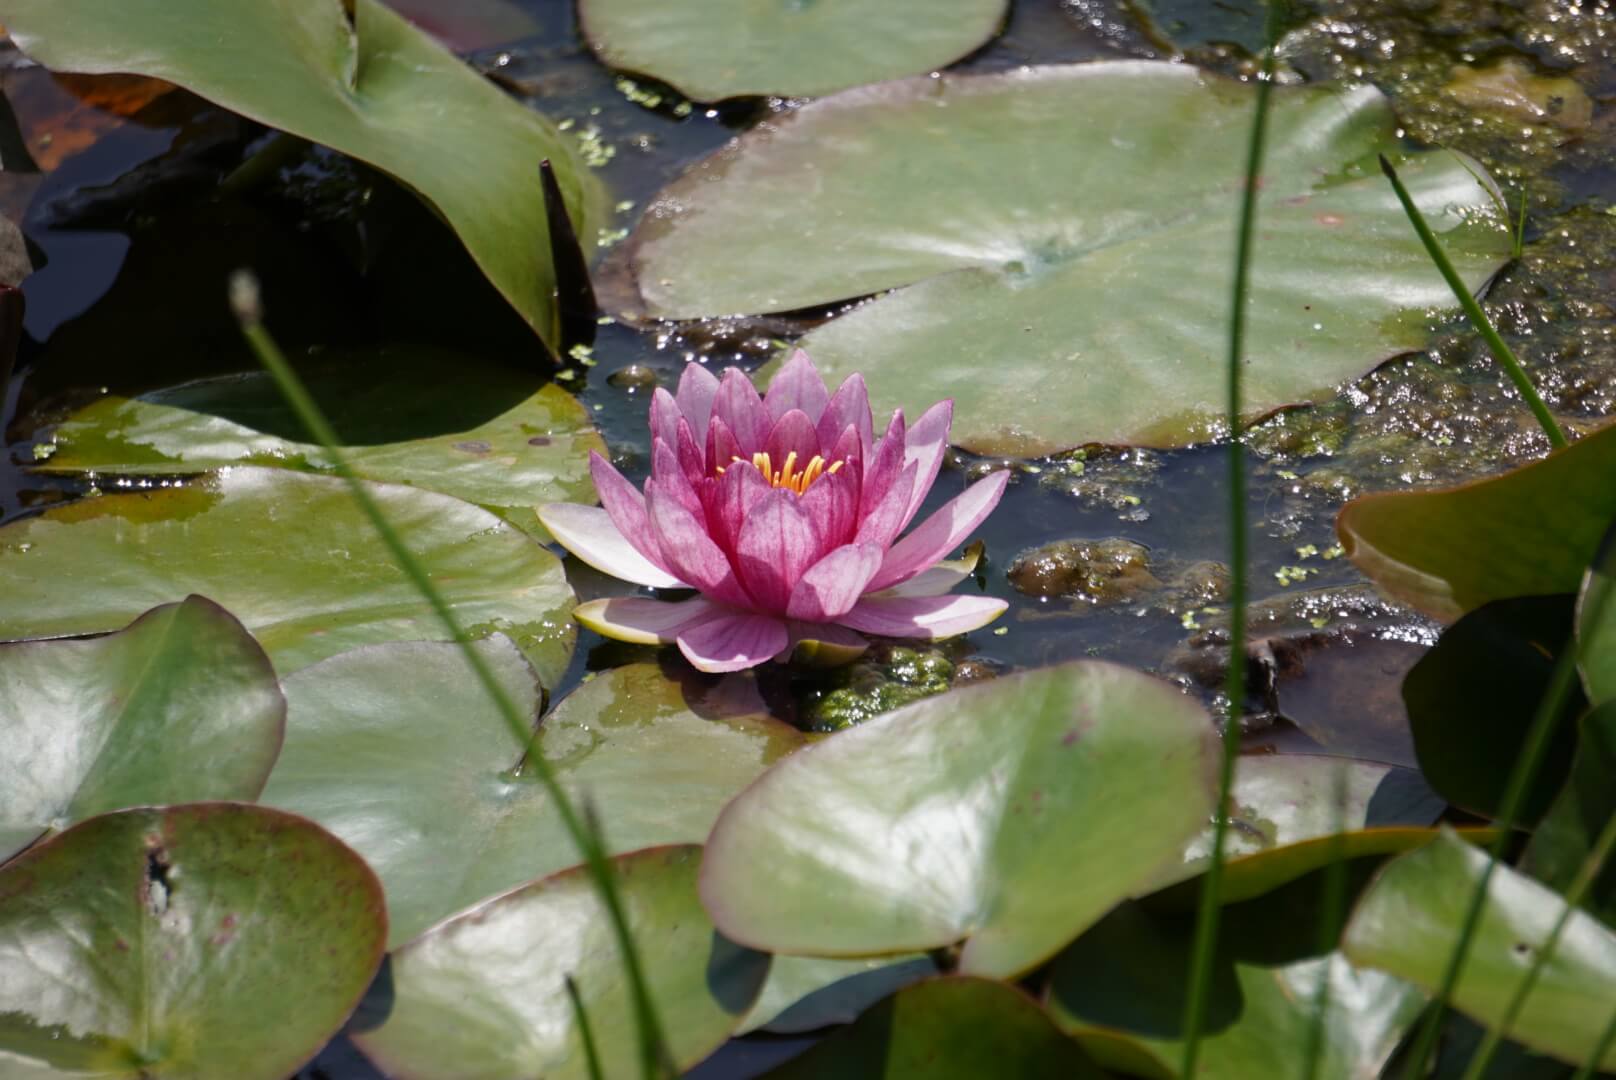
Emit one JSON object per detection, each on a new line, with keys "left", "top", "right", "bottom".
{"left": 1344, "top": 829, "right": 1616, "bottom": 1073}
{"left": 580, "top": 0, "right": 1007, "bottom": 101}
{"left": 3, "top": 0, "right": 608, "bottom": 350}
{"left": 0, "top": 596, "right": 283, "bottom": 861}
{"left": 701, "top": 661, "right": 1218, "bottom": 977}
{"left": 623, "top": 63, "right": 1509, "bottom": 453}
{"left": 0, "top": 804, "right": 386, "bottom": 1079}
{"left": 0, "top": 467, "right": 576, "bottom": 682}
{"left": 263, "top": 653, "right": 802, "bottom": 945}
{"left": 353, "top": 845, "right": 767, "bottom": 1080}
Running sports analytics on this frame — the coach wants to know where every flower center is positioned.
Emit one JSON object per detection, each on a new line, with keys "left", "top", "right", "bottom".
{"left": 716, "top": 451, "right": 844, "bottom": 494}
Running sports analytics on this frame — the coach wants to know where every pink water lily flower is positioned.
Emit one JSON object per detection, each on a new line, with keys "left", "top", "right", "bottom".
{"left": 537, "top": 351, "right": 1008, "bottom": 673}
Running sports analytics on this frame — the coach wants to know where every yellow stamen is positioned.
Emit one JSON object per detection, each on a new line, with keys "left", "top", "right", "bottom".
{"left": 716, "top": 451, "right": 846, "bottom": 494}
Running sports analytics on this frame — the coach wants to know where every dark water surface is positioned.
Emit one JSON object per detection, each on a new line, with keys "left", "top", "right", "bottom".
{"left": 1, "top": 0, "right": 1613, "bottom": 1075}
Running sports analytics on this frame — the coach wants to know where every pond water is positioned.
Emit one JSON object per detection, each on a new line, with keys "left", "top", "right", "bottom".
{"left": 0, "top": 0, "right": 1612, "bottom": 1075}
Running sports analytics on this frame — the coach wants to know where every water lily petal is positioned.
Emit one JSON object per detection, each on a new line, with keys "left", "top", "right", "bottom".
{"left": 867, "top": 469, "right": 1010, "bottom": 592}
{"left": 677, "top": 613, "right": 789, "bottom": 673}
{"left": 764, "top": 349, "right": 831, "bottom": 426}
{"left": 587, "top": 451, "right": 668, "bottom": 572}
{"left": 652, "top": 437, "right": 703, "bottom": 519}
{"left": 860, "top": 409, "right": 906, "bottom": 519}
{"left": 676, "top": 417, "right": 705, "bottom": 487}
{"left": 705, "top": 457, "right": 771, "bottom": 560}
{"left": 735, "top": 487, "right": 819, "bottom": 612}
{"left": 839, "top": 593, "right": 1008, "bottom": 639}
{"left": 854, "top": 460, "right": 917, "bottom": 550}
{"left": 788, "top": 542, "right": 883, "bottom": 622}
{"left": 574, "top": 595, "right": 722, "bottom": 645}
{"left": 817, "top": 371, "right": 874, "bottom": 460}
{"left": 675, "top": 361, "right": 720, "bottom": 439}
{"left": 536, "top": 502, "right": 684, "bottom": 589}
{"left": 899, "top": 399, "right": 953, "bottom": 533}
{"left": 873, "top": 541, "right": 983, "bottom": 598}
{"left": 713, "top": 367, "right": 771, "bottom": 456}
{"left": 764, "top": 408, "right": 821, "bottom": 474}
{"left": 798, "top": 461, "right": 859, "bottom": 553}
{"left": 646, "top": 479, "right": 752, "bottom": 608}
{"left": 649, "top": 386, "right": 682, "bottom": 451}
{"left": 706, "top": 414, "right": 744, "bottom": 478}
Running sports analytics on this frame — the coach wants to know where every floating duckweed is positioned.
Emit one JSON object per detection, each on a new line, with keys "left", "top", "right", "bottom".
{"left": 1295, "top": 544, "right": 1319, "bottom": 559}
{"left": 1274, "top": 565, "right": 1319, "bottom": 587}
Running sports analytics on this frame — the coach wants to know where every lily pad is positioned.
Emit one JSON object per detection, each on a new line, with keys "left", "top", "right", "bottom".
{"left": 263, "top": 652, "right": 802, "bottom": 944}
{"left": 1577, "top": 520, "right": 1616, "bottom": 705}
{"left": 1048, "top": 903, "right": 1423, "bottom": 1080}
{"left": 620, "top": 63, "right": 1511, "bottom": 454}
{"left": 1344, "top": 829, "right": 1616, "bottom": 1073}
{"left": 38, "top": 348, "right": 604, "bottom": 541}
{"left": 384, "top": 0, "right": 541, "bottom": 52}
{"left": 353, "top": 845, "right": 767, "bottom": 1080}
{"left": 579, "top": 0, "right": 1008, "bottom": 102}
{"left": 763, "top": 977, "right": 1105, "bottom": 1079}
{"left": 738, "top": 953, "right": 941, "bottom": 1035}
{"left": 700, "top": 661, "right": 1218, "bottom": 978}
{"left": 1523, "top": 701, "right": 1616, "bottom": 926}
{"left": 3, "top": 0, "right": 607, "bottom": 350}
{"left": 1338, "top": 421, "right": 1616, "bottom": 622}
{"left": 1401, "top": 596, "right": 1582, "bottom": 823}
{"left": 0, "top": 467, "right": 576, "bottom": 682}
{"left": 0, "top": 804, "right": 386, "bottom": 1079}
{"left": 0, "top": 596, "right": 284, "bottom": 861}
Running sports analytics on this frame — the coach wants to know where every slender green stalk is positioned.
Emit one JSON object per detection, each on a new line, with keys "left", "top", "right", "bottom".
{"left": 1178, "top": 4, "right": 1283, "bottom": 1073}
{"left": 1397, "top": 573, "right": 1610, "bottom": 1080}
{"left": 1459, "top": 809, "right": 1616, "bottom": 1080}
{"left": 1512, "top": 183, "right": 1528, "bottom": 261}
{"left": 1378, "top": 155, "right": 1566, "bottom": 450}
{"left": 1571, "top": 1006, "right": 1616, "bottom": 1080}
{"left": 1298, "top": 765, "right": 1353, "bottom": 1080}
{"left": 564, "top": 975, "right": 606, "bottom": 1080}
{"left": 228, "top": 271, "right": 674, "bottom": 1080}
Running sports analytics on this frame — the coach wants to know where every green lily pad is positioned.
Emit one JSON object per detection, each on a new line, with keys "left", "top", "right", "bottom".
{"left": 1401, "top": 596, "right": 1582, "bottom": 823}
{"left": 1577, "top": 522, "right": 1616, "bottom": 705}
{"left": 1047, "top": 903, "right": 1424, "bottom": 1080}
{"left": 1523, "top": 701, "right": 1616, "bottom": 926}
{"left": 38, "top": 348, "right": 604, "bottom": 541}
{"left": 263, "top": 652, "right": 802, "bottom": 945}
{"left": 0, "top": 804, "right": 386, "bottom": 1079}
{"left": 700, "top": 661, "right": 1218, "bottom": 978}
{"left": 352, "top": 845, "right": 768, "bottom": 1080}
{"left": 621, "top": 63, "right": 1511, "bottom": 454}
{"left": 3, "top": 0, "right": 606, "bottom": 350}
{"left": 738, "top": 953, "right": 941, "bottom": 1035}
{"left": 0, "top": 596, "right": 284, "bottom": 861}
{"left": 0, "top": 467, "right": 576, "bottom": 682}
{"left": 1339, "top": 421, "right": 1616, "bottom": 622}
{"left": 579, "top": 0, "right": 1007, "bottom": 102}
{"left": 1343, "top": 829, "right": 1616, "bottom": 1072}
{"left": 763, "top": 976, "right": 1105, "bottom": 1079}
